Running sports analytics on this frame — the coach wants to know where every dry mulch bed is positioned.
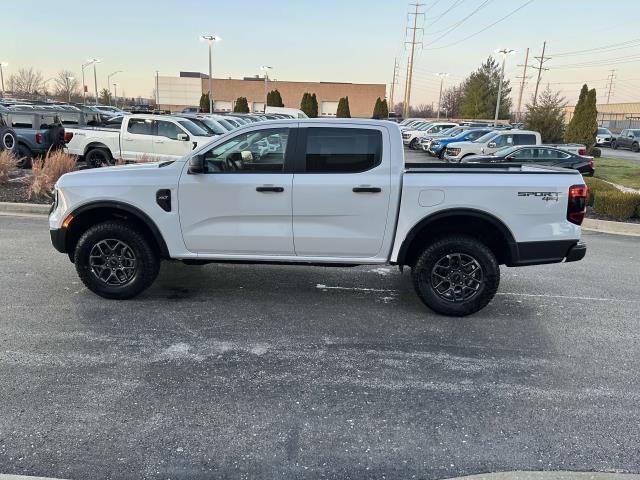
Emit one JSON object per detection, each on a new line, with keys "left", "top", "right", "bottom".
{"left": 0, "top": 178, "right": 51, "bottom": 205}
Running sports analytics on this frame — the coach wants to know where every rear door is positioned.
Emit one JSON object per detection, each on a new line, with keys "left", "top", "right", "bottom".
{"left": 120, "top": 118, "right": 154, "bottom": 161}
{"left": 291, "top": 125, "right": 392, "bottom": 258}
{"left": 618, "top": 130, "right": 629, "bottom": 148}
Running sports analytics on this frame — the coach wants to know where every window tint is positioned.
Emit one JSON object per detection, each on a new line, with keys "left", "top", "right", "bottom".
{"left": 178, "top": 120, "right": 208, "bottom": 136}
{"left": 155, "top": 121, "right": 182, "bottom": 140}
{"left": 536, "top": 148, "right": 569, "bottom": 160}
{"left": 305, "top": 127, "right": 382, "bottom": 173}
{"left": 510, "top": 148, "right": 536, "bottom": 161}
{"left": 493, "top": 134, "right": 513, "bottom": 147}
{"left": 127, "top": 118, "right": 153, "bottom": 135}
{"left": 466, "top": 130, "right": 487, "bottom": 141}
{"left": 202, "top": 128, "right": 289, "bottom": 173}
{"left": 10, "top": 114, "right": 33, "bottom": 129}
{"left": 514, "top": 134, "right": 537, "bottom": 145}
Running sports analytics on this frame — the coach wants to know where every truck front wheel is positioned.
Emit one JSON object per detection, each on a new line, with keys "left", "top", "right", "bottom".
{"left": 411, "top": 235, "right": 500, "bottom": 317}
{"left": 74, "top": 221, "right": 160, "bottom": 299}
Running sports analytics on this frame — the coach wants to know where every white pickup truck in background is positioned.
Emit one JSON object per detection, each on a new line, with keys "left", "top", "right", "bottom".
{"left": 64, "top": 114, "right": 214, "bottom": 167}
{"left": 50, "top": 119, "right": 587, "bottom": 317}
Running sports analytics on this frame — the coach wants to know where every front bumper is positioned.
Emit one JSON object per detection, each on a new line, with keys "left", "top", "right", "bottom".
{"left": 50, "top": 228, "right": 66, "bottom": 253}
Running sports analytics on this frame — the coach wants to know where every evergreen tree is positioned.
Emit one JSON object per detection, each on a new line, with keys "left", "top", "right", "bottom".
{"left": 199, "top": 93, "right": 210, "bottom": 113}
{"left": 379, "top": 99, "right": 389, "bottom": 119}
{"left": 310, "top": 93, "right": 318, "bottom": 118}
{"left": 564, "top": 84, "right": 598, "bottom": 152}
{"left": 336, "top": 97, "right": 351, "bottom": 118}
{"left": 459, "top": 56, "right": 511, "bottom": 119}
{"left": 234, "top": 96, "right": 250, "bottom": 113}
{"left": 523, "top": 86, "right": 566, "bottom": 143}
{"left": 372, "top": 97, "right": 389, "bottom": 119}
{"left": 300, "top": 92, "right": 313, "bottom": 117}
{"left": 98, "top": 88, "right": 111, "bottom": 105}
{"left": 267, "top": 89, "right": 284, "bottom": 107}
{"left": 372, "top": 98, "right": 382, "bottom": 118}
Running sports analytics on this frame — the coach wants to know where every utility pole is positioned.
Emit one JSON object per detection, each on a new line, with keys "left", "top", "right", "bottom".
{"left": 389, "top": 57, "right": 399, "bottom": 116}
{"left": 606, "top": 69, "right": 616, "bottom": 104}
{"left": 155, "top": 70, "right": 159, "bottom": 107}
{"left": 403, "top": 3, "right": 424, "bottom": 119}
{"left": 515, "top": 47, "right": 530, "bottom": 121}
{"left": 494, "top": 49, "right": 515, "bottom": 126}
{"left": 532, "top": 41, "right": 550, "bottom": 106}
{"left": 436, "top": 72, "right": 448, "bottom": 119}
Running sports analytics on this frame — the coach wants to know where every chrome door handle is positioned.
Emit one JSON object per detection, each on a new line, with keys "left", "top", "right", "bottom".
{"left": 122, "top": 138, "right": 134, "bottom": 142}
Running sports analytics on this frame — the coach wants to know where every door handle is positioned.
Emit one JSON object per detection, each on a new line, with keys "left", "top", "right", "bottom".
{"left": 123, "top": 138, "right": 134, "bottom": 142}
{"left": 256, "top": 186, "right": 284, "bottom": 193}
{"left": 154, "top": 140, "right": 165, "bottom": 144}
{"left": 353, "top": 186, "right": 382, "bottom": 193}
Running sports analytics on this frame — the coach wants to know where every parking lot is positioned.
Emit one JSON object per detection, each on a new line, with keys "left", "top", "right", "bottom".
{"left": 1, "top": 214, "right": 639, "bottom": 479}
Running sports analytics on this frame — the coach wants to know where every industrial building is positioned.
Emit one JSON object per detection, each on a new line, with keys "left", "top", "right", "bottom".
{"left": 157, "top": 72, "right": 386, "bottom": 117}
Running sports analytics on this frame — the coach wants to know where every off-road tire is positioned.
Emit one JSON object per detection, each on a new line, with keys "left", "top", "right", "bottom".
{"left": 411, "top": 235, "right": 500, "bottom": 317}
{"left": 85, "top": 148, "right": 113, "bottom": 168}
{"left": 74, "top": 221, "right": 160, "bottom": 299}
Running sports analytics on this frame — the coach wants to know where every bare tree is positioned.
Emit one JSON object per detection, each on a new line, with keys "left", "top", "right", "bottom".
{"left": 441, "top": 85, "right": 465, "bottom": 118}
{"left": 54, "top": 70, "right": 80, "bottom": 101}
{"left": 7, "top": 67, "right": 45, "bottom": 96}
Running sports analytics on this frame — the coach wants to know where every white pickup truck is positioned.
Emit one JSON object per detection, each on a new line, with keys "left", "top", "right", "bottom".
{"left": 49, "top": 119, "right": 587, "bottom": 317}
{"left": 64, "top": 114, "right": 213, "bottom": 167}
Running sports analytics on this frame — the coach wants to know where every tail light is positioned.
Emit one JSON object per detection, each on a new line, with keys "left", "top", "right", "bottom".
{"left": 35, "top": 133, "right": 44, "bottom": 144}
{"left": 64, "top": 132, "right": 74, "bottom": 144}
{"left": 567, "top": 184, "right": 588, "bottom": 225}
{"left": 587, "top": 160, "right": 594, "bottom": 169}
{"left": 578, "top": 147, "right": 587, "bottom": 155}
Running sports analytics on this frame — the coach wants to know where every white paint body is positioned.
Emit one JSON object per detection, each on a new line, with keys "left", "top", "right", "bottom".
{"left": 402, "top": 122, "right": 459, "bottom": 146}
{"left": 64, "top": 114, "right": 212, "bottom": 162}
{"left": 444, "top": 130, "right": 542, "bottom": 162}
{"left": 51, "top": 119, "right": 584, "bottom": 265}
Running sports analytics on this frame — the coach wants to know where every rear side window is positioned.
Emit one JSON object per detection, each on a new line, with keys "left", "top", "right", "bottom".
{"left": 127, "top": 118, "right": 153, "bottom": 135}
{"left": 156, "top": 120, "right": 182, "bottom": 140}
{"left": 305, "top": 127, "right": 382, "bottom": 173}
{"left": 10, "top": 114, "right": 33, "bottom": 128}
{"left": 514, "top": 134, "right": 537, "bottom": 145}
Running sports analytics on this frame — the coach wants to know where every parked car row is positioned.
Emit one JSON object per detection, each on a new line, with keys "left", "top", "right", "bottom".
{"left": 399, "top": 118, "right": 593, "bottom": 176}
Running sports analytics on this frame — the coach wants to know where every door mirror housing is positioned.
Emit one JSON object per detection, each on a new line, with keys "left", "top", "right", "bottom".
{"left": 188, "top": 154, "right": 205, "bottom": 174}
{"left": 177, "top": 133, "right": 190, "bottom": 141}
{"left": 487, "top": 141, "right": 497, "bottom": 148}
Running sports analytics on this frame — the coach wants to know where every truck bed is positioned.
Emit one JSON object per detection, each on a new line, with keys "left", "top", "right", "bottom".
{"left": 404, "top": 162, "right": 578, "bottom": 174}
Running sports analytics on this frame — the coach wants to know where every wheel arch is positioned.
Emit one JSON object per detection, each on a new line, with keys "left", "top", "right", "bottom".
{"left": 83, "top": 142, "right": 111, "bottom": 156}
{"left": 63, "top": 201, "right": 170, "bottom": 261}
{"left": 396, "top": 208, "right": 518, "bottom": 267}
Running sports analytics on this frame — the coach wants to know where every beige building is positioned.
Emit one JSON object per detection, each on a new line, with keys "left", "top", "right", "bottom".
{"left": 564, "top": 102, "right": 640, "bottom": 129}
{"left": 158, "top": 72, "right": 386, "bottom": 118}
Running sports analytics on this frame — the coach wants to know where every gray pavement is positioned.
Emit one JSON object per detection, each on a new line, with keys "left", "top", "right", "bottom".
{"left": 0, "top": 216, "right": 639, "bottom": 480}
{"left": 599, "top": 147, "right": 640, "bottom": 163}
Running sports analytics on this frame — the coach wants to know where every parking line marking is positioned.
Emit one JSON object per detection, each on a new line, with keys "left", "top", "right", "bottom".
{"left": 497, "top": 292, "right": 640, "bottom": 303}
{"left": 316, "top": 284, "right": 397, "bottom": 293}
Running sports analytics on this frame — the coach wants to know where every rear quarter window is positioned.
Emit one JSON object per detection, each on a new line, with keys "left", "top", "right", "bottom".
{"left": 514, "top": 134, "right": 537, "bottom": 145}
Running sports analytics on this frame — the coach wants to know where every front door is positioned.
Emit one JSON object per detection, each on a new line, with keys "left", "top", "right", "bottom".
{"left": 153, "top": 120, "right": 193, "bottom": 160}
{"left": 178, "top": 126, "right": 295, "bottom": 256}
{"left": 121, "top": 117, "right": 154, "bottom": 161}
{"left": 292, "top": 126, "right": 392, "bottom": 258}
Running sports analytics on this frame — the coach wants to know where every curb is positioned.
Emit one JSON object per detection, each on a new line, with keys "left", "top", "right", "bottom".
{"left": 583, "top": 218, "right": 640, "bottom": 237}
{"left": 0, "top": 202, "right": 50, "bottom": 216}
{"left": 442, "top": 472, "right": 640, "bottom": 480}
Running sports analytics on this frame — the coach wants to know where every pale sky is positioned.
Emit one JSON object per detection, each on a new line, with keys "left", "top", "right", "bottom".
{"left": 2, "top": 0, "right": 638, "bottom": 107}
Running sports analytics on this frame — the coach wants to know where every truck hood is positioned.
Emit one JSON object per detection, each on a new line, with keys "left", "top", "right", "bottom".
{"left": 56, "top": 160, "right": 182, "bottom": 189}
{"left": 193, "top": 135, "right": 215, "bottom": 148}
{"left": 447, "top": 141, "right": 475, "bottom": 148}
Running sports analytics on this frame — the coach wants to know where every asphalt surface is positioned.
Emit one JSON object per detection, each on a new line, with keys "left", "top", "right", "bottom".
{"left": 598, "top": 147, "right": 640, "bottom": 163}
{"left": 0, "top": 216, "right": 639, "bottom": 480}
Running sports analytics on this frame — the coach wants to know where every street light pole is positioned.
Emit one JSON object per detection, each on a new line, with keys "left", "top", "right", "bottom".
{"left": 82, "top": 58, "right": 99, "bottom": 105}
{"left": 93, "top": 61, "right": 99, "bottom": 105}
{"left": 155, "top": 70, "right": 159, "bottom": 108}
{"left": 66, "top": 76, "right": 74, "bottom": 103}
{"left": 0, "top": 62, "right": 7, "bottom": 98}
{"left": 113, "top": 83, "right": 119, "bottom": 108}
{"left": 436, "top": 72, "right": 449, "bottom": 120}
{"left": 261, "top": 66, "right": 272, "bottom": 112}
{"left": 107, "top": 70, "right": 122, "bottom": 106}
{"left": 494, "top": 49, "right": 515, "bottom": 126}
{"left": 200, "top": 35, "right": 220, "bottom": 113}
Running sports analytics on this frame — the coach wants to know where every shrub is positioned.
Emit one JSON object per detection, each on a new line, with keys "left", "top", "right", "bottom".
{"left": 593, "top": 191, "right": 640, "bottom": 221}
{"left": 591, "top": 147, "right": 601, "bottom": 158}
{"left": 234, "top": 97, "right": 250, "bottom": 113}
{"left": 0, "top": 150, "right": 19, "bottom": 184}
{"left": 584, "top": 177, "right": 616, "bottom": 206}
{"left": 29, "top": 150, "right": 77, "bottom": 200}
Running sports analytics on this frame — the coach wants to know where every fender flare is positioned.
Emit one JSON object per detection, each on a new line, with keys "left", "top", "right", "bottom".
{"left": 396, "top": 208, "right": 518, "bottom": 266}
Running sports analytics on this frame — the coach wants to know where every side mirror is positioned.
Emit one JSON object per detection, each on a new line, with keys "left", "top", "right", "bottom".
{"left": 487, "top": 141, "right": 497, "bottom": 148}
{"left": 177, "top": 133, "right": 190, "bottom": 141}
{"left": 188, "top": 154, "right": 205, "bottom": 174}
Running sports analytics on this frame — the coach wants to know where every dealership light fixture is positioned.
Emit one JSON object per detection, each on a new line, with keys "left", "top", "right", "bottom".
{"left": 493, "top": 49, "right": 515, "bottom": 125}
{"left": 81, "top": 58, "right": 100, "bottom": 105}
{"left": 200, "top": 35, "right": 221, "bottom": 113}
{"left": 435, "top": 72, "right": 449, "bottom": 119}
{"left": 107, "top": 70, "right": 122, "bottom": 106}
{"left": 260, "top": 66, "right": 273, "bottom": 112}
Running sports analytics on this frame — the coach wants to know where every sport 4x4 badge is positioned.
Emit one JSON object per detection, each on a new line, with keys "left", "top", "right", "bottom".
{"left": 518, "top": 191, "right": 559, "bottom": 202}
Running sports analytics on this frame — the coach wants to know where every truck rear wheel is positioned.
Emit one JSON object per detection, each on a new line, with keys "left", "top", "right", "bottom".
{"left": 74, "top": 221, "right": 160, "bottom": 299}
{"left": 411, "top": 235, "right": 499, "bottom": 317}
{"left": 85, "top": 148, "right": 113, "bottom": 168}
{"left": 0, "top": 127, "right": 17, "bottom": 152}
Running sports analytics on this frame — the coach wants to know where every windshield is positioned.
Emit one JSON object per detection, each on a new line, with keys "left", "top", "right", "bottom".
{"left": 224, "top": 118, "right": 242, "bottom": 127}
{"left": 473, "top": 131, "right": 499, "bottom": 143}
{"left": 199, "top": 118, "right": 227, "bottom": 135}
{"left": 215, "top": 118, "right": 235, "bottom": 130}
{"left": 597, "top": 128, "right": 610, "bottom": 134}
{"left": 177, "top": 119, "right": 209, "bottom": 136}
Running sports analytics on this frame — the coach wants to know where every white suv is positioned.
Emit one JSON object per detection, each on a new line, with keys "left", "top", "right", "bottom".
{"left": 444, "top": 130, "right": 541, "bottom": 162}
{"left": 403, "top": 122, "right": 458, "bottom": 149}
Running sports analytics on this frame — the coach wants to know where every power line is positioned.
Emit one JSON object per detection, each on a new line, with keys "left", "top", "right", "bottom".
{"left": 424, "top": 0, "right": 464, "bottom": 27}
{"left": 424, "top": 0, "right": 492, "bottom": 40}
{"left": 424, "top": 0, "right": 534, "bottom": 51}
{"left": 550, "top": 38, "right": 640, "bottom": 57}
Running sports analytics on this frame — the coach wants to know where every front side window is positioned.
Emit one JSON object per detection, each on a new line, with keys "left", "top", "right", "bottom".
{"left": 509, "top": 147, "right": 535, "bottom": 161}
{"left": 305, "top": 127, "right": 382, "bottom": 173}
{"left": 202, "top": 128, "right": 289, "bottom": 173}
{"left": 127, "top": 118, "right": 153, "bottom": 135}
{"left": 155, "top": 121, "right": 182, "bottom": 140}
{"left": 493, "top": 134, "right": 513, "bottom": 147}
